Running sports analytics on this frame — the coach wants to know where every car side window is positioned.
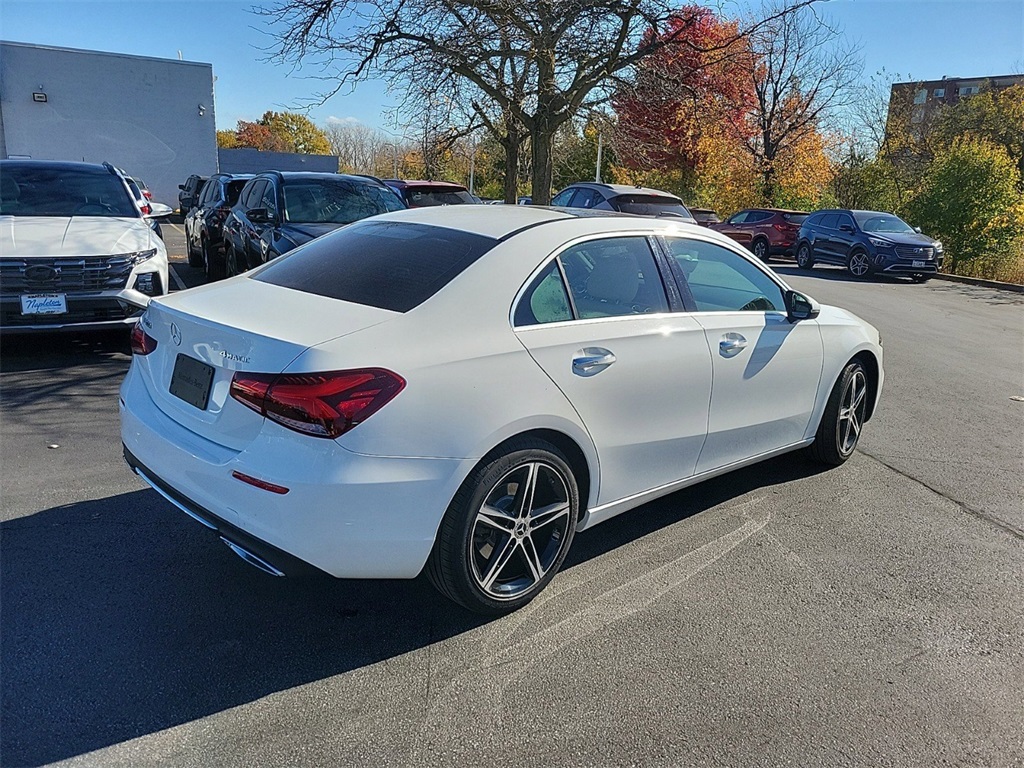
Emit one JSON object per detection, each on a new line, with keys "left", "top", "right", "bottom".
{"left": 664, "top": 238, "right": 785, "bottom": 313}
{"left": 551, "top": 189, "right": 575, "bottom": 207}
{"left": 238, "top": 180, "right": 259, "bottom": 209}
{"left": 748, "top": 211, "right": 770, "bottom": 223}
{"left": 819, "top": 213, "right": 839, "bottom": 230}
{"left": 837, "top": 213, "right": 855, "bottom": 230}
{"left": 261, "top": 181, "right": 278, "bottom": 217}
{"left": 728, "top": 211, "right": 749, "bottom": 224}
{"left": 568, "top": 189, "right": 601, "bottom": 209}
{"left": 559, "top": 237, "right": 669, "bottom": 319}
{"left": 514, "top": 260, "right": 574, "bottom": 326}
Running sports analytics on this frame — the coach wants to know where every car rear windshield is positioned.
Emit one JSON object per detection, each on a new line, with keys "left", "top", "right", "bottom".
{"left": 253, "top": 220, "right": 497, "bottom": 312}
{"left": 783, "top": 213, "right": 809, "bottom": 224}
{"left": 283, "top": 179, "right": 406, "bottom": 224}
{"left": 613, "top": 195, "right": 692, "bottom": 218}
{"left": 0, "top": 165, "right": 138, "bottom": 218}
{"left": 404, "top": 188, "right": 476, "bottom": 206}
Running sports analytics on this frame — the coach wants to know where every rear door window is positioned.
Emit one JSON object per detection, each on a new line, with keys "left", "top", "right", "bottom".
{"left": 559, "top": 237, "right": 669, "bottom": 319}
{"left": 253, "top": 220, "right": 497, "bottom": 312}
{"left": 567, "top": 188, "right": 603, "bottom": 209}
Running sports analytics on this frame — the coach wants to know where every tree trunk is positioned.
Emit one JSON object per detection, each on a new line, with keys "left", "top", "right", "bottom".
{"left": 531, "top": 121, "right": 555, "bottom": 206}
{"left": 503, "top": 127, "right": 521, "bottom": 204}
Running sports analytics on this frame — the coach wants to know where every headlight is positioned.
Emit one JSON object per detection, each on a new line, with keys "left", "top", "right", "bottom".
{"left": 129, "top": 248, "right": 158, "bottom": 266}
{"left": 934, "top": 241, "right": 943, "bottom": 252}
{"left": 868, "top": 238, "right": 893, "bottom": 249}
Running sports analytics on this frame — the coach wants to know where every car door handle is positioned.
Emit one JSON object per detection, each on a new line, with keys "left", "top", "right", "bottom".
{"left": 573, "top": 348, "right": 616, "bottom": 376}
{"left": 719, "top": 333, "right": 747, "bottom": 358}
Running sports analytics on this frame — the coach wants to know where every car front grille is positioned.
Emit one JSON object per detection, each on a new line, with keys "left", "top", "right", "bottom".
{"left": 1, "top": 301, "right": 138, "bottom": 327}
{"left": 894, "top": 246, "right": 934, "bottom": 260}
{"left": 0, "top": 255, "right": 136, "bottom": 294}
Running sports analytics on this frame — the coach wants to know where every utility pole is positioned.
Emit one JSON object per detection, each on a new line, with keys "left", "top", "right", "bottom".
{"left": 595, "top": 131, "right": 603, "bottom": 183}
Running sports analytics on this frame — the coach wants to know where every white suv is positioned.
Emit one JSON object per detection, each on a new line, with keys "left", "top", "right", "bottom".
{"left": 0, "top": 160, "right": 170, "bottom": 333}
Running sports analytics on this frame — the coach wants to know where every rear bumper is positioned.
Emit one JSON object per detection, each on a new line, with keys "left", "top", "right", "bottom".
{"left": 119, "top": 362, "right": 467, "bottom": 579}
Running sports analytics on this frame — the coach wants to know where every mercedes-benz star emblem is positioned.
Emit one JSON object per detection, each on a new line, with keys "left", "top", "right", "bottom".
{"left": 170, "top": 322, "right": 182, "bottom": 346}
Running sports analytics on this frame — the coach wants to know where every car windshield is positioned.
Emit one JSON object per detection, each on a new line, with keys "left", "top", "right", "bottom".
{"left": 282, "top": 179, "right": 405, "bottom": 224}
{"left": 254, "top": 220, "right": 496, "bottom": 312}
{"left": 854, "top": 212, "right": 916, "bottom": 233}
{"left": 0, "top": 165, "right": 139, "bottom": 218}
{"left": 613, "top": 195, "right": 693, "bottom": 219}
{"left": 405, "top": 188, "right": 476, "bottom": 206}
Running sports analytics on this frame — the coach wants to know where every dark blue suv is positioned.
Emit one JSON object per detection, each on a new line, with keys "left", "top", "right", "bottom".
{"left": 794, "top": 209, "right": 943, "bottom": 282}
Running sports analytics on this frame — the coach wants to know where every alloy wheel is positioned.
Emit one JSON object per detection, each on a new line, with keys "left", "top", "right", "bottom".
{"left": 797, "top": 245, "right": 812, "bottom": 269}
{"left": 469, "top": 461, "right": 572, "bottom": 601}
{"left": 753, "top": 240, "right": 768, "bottom": 261}
{"left": 837, "top": 369, "right": 867, "bottom": 455}
{"left": 848, "top": 251, "right": 871, "bottom": 277}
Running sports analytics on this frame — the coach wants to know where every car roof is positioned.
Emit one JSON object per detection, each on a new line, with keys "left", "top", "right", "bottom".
{"left": 565, "top": 182, "right": 682, "bottom": 200}
{"left": 747, "top": 207, "right": 809, "bottom": 215}
{"left": 257, "top": 171, "right": 385, "bottom": 184}
{"left": 0, "top": 159, "right": 114, "bottom": 173}
{"left": 384, "top": 179, "right": 469, "bottom": 190}
{"left": 365, "top": 203, "right": 722, "bottom": 240}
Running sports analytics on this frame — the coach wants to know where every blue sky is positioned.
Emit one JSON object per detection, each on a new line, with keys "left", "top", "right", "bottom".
{"left": 2, "top": 0, "right": 1021, "bottom": 132}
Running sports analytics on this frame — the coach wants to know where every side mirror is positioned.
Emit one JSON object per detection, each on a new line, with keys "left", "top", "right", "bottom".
{"left": 914, "top": 226, "right": 922, "bottom": 234}
{"left": 144, "top": 202, "right": 173, "bottom": 219}
{"left": 839, "top": 224, "right": 855, "bottom": 233}
{"left": 247, "top": 207, "right": 274, "bottom": 224}
{"left": 785, "top": 290, "right": 820, "bottom": 323}
{"left": 178, "top": 184, "right": 186, "bottom": 191}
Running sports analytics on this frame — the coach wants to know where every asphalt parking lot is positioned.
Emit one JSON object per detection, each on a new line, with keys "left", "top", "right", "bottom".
{"left": 2, "top": 221, "right": 1022, "bottom": 767}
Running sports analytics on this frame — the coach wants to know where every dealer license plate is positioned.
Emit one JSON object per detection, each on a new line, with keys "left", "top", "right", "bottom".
{"left": 169, "top": 354, "right": 215, "bottom": 411}
{"left": 21, "top": 293, "right": 67, "bottom": 315}
{"left": 912, "top": 260, "right": 925, "bottom": 268}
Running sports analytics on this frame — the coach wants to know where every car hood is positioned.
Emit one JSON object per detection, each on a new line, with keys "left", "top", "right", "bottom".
{"left": 0, "top": 215, "right": 155, "bottom": 257}
{"left": 281, "top": 222, "right": 346, "bottom": 244}
{"left": 865, "top": 232, "right": 938, "bottom": 247}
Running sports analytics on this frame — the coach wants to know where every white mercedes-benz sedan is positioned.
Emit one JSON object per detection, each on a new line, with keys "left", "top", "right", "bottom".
{"left": 121, "top": 206, "right": 882, "bottom": 614}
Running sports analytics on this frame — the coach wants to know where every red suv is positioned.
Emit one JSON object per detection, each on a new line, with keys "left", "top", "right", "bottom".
{"left": 711, "top": 208, "right": 809, "bottom": 262}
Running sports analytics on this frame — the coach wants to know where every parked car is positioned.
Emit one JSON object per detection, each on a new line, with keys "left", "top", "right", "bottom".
{"left": 795, "top": 209, "right": 944, "bottom": 281}
{"left": 178, "top": 174, "right": 207, "bottom": 216}
{"left": 711, "top": 208, "right": 809, "bottom": 262}
{"left": 690, "top": 207, "right": 720, "bottom": 227}
{"left": 130, "top": 177, "right": 153, "bottom": 201}
{"left": 222, "top": 171, "right": 405, "bottom": 275}
{"left": 517, "top": 196, "right": 532, "bottom": 205}
{"left": 121, "top": 205, "right": 883, "bottom": 614}
{"left": 120, "top": 173, "right": 162, "bottom": 240}
{"left": 0, "top": 160, "right": 170, "bottom": 333}
{"left": 184, "top": 173, "right": 253, "bottom": 280}
{"left": 383, "top": 179, "right": 477, "bottom": 207}
{"left": 551, "top": 183, "right": 695, "bottom": 221}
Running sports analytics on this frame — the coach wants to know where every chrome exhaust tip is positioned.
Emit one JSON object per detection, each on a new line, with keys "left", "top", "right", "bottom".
{"left": 220, "top": 537, "right": 286, "bottom": 577}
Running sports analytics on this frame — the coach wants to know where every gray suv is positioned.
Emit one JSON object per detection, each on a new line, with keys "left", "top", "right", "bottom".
{"left": 551, "top": 183, "right": 695, "bottom": 221}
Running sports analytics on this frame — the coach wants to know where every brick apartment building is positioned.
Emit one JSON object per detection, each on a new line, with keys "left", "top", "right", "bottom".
{"left": 888, "top": 73, "right": 1024, "bottom": 136}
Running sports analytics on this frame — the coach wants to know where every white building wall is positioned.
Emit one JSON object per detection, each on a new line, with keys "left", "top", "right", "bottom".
{"left": 0, "top": 41, "right": 218, "bottom": 207}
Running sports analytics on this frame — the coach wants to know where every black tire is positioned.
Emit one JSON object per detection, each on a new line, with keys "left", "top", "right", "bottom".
{"left": 427, "top": 438, "right": 579, "bottom": 615}
{"left": 203, "top": 238, "right": 226, "bottom": 281}
{"left": 846, "top": 249, "right": 872, "bottom": 279}
{"left": 225, "top": 245, "right": 239, "bottom": 277}
{"left": 187, "top": 228, "right": 203, "bottom": 267}
{"left": 796, "top": 242, "right": 815, "bottom": 270}
{"left": 752, "top": 238, "right": 770, "bottom": 263}
{"left": 807, "top": 360, "right": 869, "bottom": 466}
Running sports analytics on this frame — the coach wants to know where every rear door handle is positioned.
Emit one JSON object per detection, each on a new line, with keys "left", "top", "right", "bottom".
{"left": 719, "top": 333, "right": 747, "bottom": 358}
{"left": 573, "top": 347, "right": 616, "bottom": 376}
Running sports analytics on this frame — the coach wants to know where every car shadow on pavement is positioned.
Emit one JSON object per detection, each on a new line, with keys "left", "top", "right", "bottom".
{"left": 1, "top": 331, "right": 131, "bottom": 374}
{"left": 1, "top": 454, "right": 827, "bottom": 766}
{"left": 771, "top": 264, "right": 919, "bottom": 286}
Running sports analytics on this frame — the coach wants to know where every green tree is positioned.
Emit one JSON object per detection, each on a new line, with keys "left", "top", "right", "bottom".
{"left": 907, "top": 136, "right": 1024, "bottom": 274}
{"left": 931, "top": 84, "right": 1024, "bottom": 181}
{"left": 261, "top": 111, "right": 333, "bottom": 155}
{"left": 216, "top": 129, "right": 239, "bottom": 149}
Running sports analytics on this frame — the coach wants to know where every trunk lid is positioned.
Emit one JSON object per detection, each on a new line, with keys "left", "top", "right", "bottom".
{"left": 136, "top": 278, "right": 397, "bottom": 450}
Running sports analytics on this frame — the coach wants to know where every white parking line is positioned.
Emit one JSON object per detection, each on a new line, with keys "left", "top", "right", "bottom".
{"left": 166, "top": 222, "right": 186, "bottom": 236}
{"left": 168, "top": 263, "right": 187, "bottom": 291}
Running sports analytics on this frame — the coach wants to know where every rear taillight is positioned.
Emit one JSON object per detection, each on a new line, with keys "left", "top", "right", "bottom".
{"left": 143, "top": 190, "right": 153, "bottom": 200}
{"left": 773, "top": 223, "right": 798, "bottom": 233}
{"left": 130, "top": 324, "right": 158, "bottom": 355}
{"left": 141, "top": 203, "right": 151, "bottom": 215}
{"left": 229, "top": 368, "right": 405, "bottom": 439}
